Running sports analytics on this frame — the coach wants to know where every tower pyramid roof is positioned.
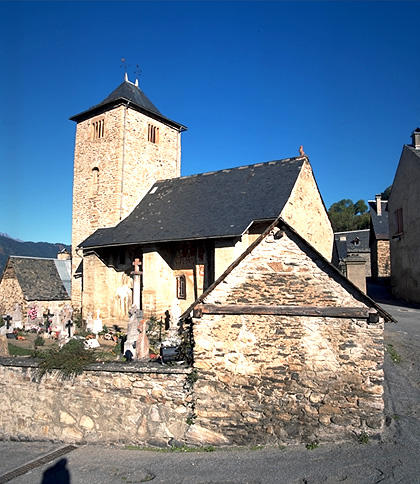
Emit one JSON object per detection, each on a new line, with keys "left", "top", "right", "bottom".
{"left": 70, "top": 79, "right": 186, "bottom": 131}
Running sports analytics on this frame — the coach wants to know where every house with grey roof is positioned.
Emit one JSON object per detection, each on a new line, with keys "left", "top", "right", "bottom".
{"left": 0, "top": 255, "right": 71, "bottom": 319}
{"left": 388, "top": 128, "right": 420, "bottom": 303}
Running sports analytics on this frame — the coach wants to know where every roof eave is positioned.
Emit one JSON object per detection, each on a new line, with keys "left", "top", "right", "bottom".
{"left": 69, "top": 98, "right": 187, "bottom": 131}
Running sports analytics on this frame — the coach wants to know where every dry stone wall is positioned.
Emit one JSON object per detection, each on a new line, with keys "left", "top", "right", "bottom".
{"left": 377, "top": 240, "right": 390, "bottom": 278}
{"left": 0, "top": 360, "right": 192, "bottom": 446}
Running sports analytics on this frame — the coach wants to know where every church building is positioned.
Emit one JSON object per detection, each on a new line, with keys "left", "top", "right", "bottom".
{"left": 70, "top": 76, "right": 333, "bottom": 326}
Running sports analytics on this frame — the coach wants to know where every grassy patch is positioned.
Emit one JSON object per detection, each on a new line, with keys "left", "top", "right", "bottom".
{"left": 357, "top": 431, "right": 369, "bottom": 444}
{"left": 386, "top": 344, "right": 401, "bottom": 364}
{"left": 8, "top": 343, "right": 33, "bottom": 356}
{"left": 305, "top": 441, "right": 319, "bottom": 450}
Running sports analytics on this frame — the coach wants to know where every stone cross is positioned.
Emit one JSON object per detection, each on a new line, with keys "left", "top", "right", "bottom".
{"left": 4, "top": 315, "right": 12, "bottom": 330}
{"left": 132, "top": 258, "right": 141, "bottom": 273}
{"left": 65, "top": 320, "right": 73, "bottom": 338}
{"left": 131, "top": 258, "right": 142, "bottom": 311}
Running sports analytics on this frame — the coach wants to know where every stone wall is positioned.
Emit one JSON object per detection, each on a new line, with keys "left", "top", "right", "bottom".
{"left": 389, "top": 146, "right": 420, "bottom": 303}
{"left": 0, "top": 360, "right": 192, "bottom": 445}
{"left": 0, "top": 264, "right": 25, "bottom": 315}
{"left": 191, "top": 228, "right": 384, "bottom": 445}
{"left": 377, "top": 240, "right": 390, "bottom": 278}
{"left": 193, "top": 314, "right": 383, "bottom": 445}
{"left": 281, "top": 159, "right": 334, "bottom": 261}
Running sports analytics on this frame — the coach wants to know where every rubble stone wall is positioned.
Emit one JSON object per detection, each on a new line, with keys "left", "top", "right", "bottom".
{"left": 0, "top": 361, "right": 192, "bottom": 446}
{"left": 193, "top": 314, "right": 384, "bottom": 445}
{"left": 0, "top": 265, "right": 25, "bottom": 315}
{"left": 191, "top": 229, "right": 384, "bottom": 445}
{"left": 377, "top": 240, "right": 391, "bottom": 278}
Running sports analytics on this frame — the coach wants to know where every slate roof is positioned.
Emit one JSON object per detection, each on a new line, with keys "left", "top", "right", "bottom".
{"left": 334, "top": 229, "right": 370, "bottom": 259}
{"left": 70, "top": 80, "right": 186, "bottom": 131}
{"left": 80, "top": 156, "right": 307, "bottom": 249}
{"left": 369, "top": 200, "right": 389, "bottom": 240}
{"left": 8, "top": 257, "right": 71, "bottom": 301}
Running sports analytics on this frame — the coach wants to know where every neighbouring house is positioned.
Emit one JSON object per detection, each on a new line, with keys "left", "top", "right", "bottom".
{"left": 333, "top": 229, "right": 370, "bottom": 292}
{"left": 388, "top": 128, "right": 420, "bottom": 303}
{"left": 0, "top": 254, "right": 71, "bottom": 319}
{"left": 369, "top": 194, "right": 390, "bottom": 279}
{"left": 71, "top": 76, "right": 333, "bottom": 326}
{"left": 178, "top": 219, "right": 391, "bottom": 445}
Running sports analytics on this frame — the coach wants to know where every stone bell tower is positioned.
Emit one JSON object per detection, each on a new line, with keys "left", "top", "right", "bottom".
{"left": 70, "top": 74, "right": 187, "bottom": 309}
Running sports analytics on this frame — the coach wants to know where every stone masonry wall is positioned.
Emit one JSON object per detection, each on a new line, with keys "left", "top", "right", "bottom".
{"left": 0, "top": 361, "right": 192, "bottom": 446}
{"left": 191, "top": 228, "right": 384, "bottom": 445}
{"left": 193, "top": 314, "right": 383, "bottom": 445}
{"left": 377, "top": 240, "right": 390, "bottom": 278}
{"left": 72, "top": 103, "right": 181, "bottom": 309}
{"left": 281, "top": 160, "right": 334, "bottom": 261}
{"left": 0, "top": 264, "right": 25, "bottom": 315}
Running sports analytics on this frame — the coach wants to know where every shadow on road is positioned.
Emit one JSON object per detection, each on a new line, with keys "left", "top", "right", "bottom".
{"left": 41, "top": 458, "right": 70, "bottom": 484}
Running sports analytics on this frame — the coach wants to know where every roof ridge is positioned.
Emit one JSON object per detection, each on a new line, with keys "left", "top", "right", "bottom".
{"left": 10, "top": 256, "right": 58, "bottom": 261}
{"left": 153, "top": 155, "right": 308, "bottom": 185}
{"left": 334, "top": 229, "right": 370, "bottom": 234}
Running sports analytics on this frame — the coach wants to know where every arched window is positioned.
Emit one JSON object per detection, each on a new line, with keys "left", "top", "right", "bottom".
{"left": 91, "top": 167, "right": 99, "bottom": 195}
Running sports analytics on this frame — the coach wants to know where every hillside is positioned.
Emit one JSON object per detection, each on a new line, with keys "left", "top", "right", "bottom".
{"left": 0, "top": 234, "right": 70, "bottom": 277}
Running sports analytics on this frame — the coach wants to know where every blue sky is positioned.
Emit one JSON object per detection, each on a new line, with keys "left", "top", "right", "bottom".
{"left": 1, "top": 1, "right": 419, "bottom": 245}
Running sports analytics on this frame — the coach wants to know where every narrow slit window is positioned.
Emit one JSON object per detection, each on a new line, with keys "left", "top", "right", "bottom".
{"left": 91, "top": 167, "right": 99, "bottom": 195}
{"left": 176, "top": 275, "right": 186, "bottom": 299}
{"left": 92, "top": 119, "right": 104, "bottom": 139}
{"left": 148, "top": 124, "right": 159, "bottom": 144}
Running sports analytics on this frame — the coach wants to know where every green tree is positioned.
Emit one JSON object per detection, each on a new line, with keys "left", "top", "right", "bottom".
{"left": 328, "top": 199, "right": 370, "bottom": 232}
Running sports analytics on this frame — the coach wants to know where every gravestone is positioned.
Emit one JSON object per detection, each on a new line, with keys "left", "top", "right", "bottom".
{"left": 11, "top": 304, "right": 23, "bottom": 330}
{"left": 51, "top": 311, "right": 64, "bottom": 337}
{"left": 123, "top": 305, "right": 141, "bottom": 359}
{"left": 161, "top": 300, "right": 182, "bottom": 349}
{"left": 85, "top": 312, "right": 94, "bottom": 333}
{"left": 91, "top": 309, "right": 103, "bottom": 335}
{"left": 136, "top": 318, "right": 149, "bottom": 360}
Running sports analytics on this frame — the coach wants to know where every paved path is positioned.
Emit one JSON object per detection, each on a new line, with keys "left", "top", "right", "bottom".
{"left": 1, "top": 293, "right": 419, "bottom": 484}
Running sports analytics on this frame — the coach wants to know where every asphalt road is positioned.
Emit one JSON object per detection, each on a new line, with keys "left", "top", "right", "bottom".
{"left": 1, "top": 289, "right": 419, "bottom": 484}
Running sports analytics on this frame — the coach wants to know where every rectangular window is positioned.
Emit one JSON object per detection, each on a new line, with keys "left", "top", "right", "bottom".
{"left": 395, "top": 208, "right": 403, "bottom": 235}
{"left": 92, "top": 119, "right": 104, "bottom": 139}
{"left": 148, "top": 124, "right": 159, "bottom": 144}
{"left": 176, "top": 275, "right": 186, "bottom": 299}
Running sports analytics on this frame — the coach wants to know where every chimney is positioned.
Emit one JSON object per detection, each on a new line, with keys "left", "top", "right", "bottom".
{"left": 375, "top": 194, "right": 382, "bottom": 216}
{"left": 57, "top": 249, "right": 71, "bottom": 260}
{"left": 411, "top": 128, "right": 420, "bottom": 149}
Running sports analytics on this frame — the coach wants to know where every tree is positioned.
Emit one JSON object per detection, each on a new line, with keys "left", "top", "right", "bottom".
{"left": 328, "top": 199, "right": 370, "bottom": 232}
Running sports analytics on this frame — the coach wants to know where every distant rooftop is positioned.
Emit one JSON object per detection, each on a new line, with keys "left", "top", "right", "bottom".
{"left": 7, "top": 256, "right": 71, "bottom": 300}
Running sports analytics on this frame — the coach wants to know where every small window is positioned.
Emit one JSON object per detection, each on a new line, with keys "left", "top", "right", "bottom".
{"left": 395, "top": 208, "right": 403, "bottom": 235}
{"left": 91, "top": 167, "right": 99, "bottom": 195}
{"left": 92, "top": 119, "right": 104, "bottom": 139}
{"left": 351, "top": 237, "right": 360, "bottom": 246}
{"left": 148, "top": 124, "right": 159, "bottom": 144}
{"left": 176, "top": 275, "right": 186, "bottom": 299}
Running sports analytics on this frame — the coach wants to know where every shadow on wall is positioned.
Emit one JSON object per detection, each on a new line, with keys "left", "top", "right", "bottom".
{"left": 41, "top": 458, "right": 70, "bottom": 484}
